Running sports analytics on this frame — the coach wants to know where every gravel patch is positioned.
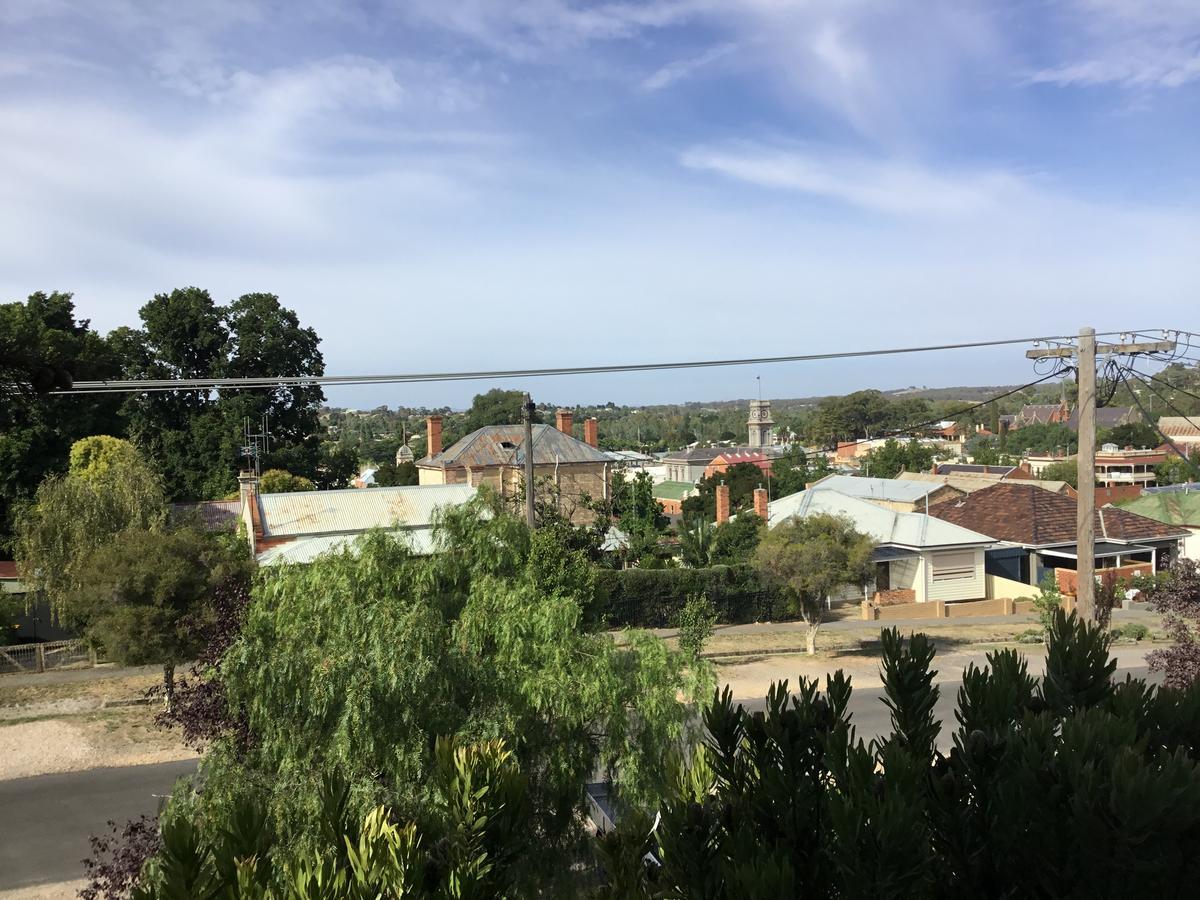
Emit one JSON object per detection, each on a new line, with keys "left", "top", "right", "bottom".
{"left": 0, "top": 880, "right": 85, "bottom": 900}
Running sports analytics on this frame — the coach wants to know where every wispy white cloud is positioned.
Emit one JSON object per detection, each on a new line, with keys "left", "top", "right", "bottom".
{"left": 681, "top": 142, "right": 1029, "bottom": 216}
{"left": 640, "top": 42, "right": 738, "bottom": 92}
{"left": 1028, "top": 0, "right": 1200, "bottom": 88}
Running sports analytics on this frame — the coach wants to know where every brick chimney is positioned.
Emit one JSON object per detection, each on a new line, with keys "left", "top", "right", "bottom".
{"left": 930, "top": 462, "right": 939, "bottom": 474}
{"left": 426, "top": 415, "right": 443, "bottom": 458}
{"left": 556, "top": 409, "right": 574, "bottom": 435}
{"left": 753, "top": 487, "right": 769, "bottom": 520}
{"left": 237, "top": 471, "right": 262, "bottom": 555}
{"left": 715, "top": 482, "right": 731, "bottom": 524}
{"left": 583, "top": 417, "right": 599, "bottom": 449}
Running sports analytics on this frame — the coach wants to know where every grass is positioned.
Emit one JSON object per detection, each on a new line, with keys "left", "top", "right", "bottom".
{"left": 0, "top": 671, "right": 161, "bottom": 709}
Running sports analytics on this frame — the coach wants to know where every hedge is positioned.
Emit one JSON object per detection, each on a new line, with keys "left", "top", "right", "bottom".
{"left": 591, "top": 565, "right": 787, "bottom": 629}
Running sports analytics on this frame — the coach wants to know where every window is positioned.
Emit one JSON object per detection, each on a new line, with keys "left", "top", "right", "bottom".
{"left": 932, "top": 550, "right": 976, "bottom": 583}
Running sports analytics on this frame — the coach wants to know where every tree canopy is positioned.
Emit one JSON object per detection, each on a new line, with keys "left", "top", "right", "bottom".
{"left": 862, "top": 438, "right": 935, "bottom": 478}
{"left": 683, "top": 462, "right": 768, "bottom": 522}
{"left": 372, "top": 460, "right": 419, "bottom": 487}
{"left": 257, "top": 469, "right": 316, "bottom": 494}
{"left": 186, "top": 503, "right": 707, "bottom": 882}
{"left": 1040, "top": 459, "right": 1080, "bottom": 488}
{"left": 14, "top": 438, "right": 168, "bottom": 623}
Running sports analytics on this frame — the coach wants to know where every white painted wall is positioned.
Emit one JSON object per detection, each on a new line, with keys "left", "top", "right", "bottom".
{"left": 924, "top": 547, "right": 986, "bottom": 602}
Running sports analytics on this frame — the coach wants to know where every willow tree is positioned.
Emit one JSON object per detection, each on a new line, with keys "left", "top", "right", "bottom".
{"left": 14, "top": 436, "right": 167, "bottom": 623}
{"left": 193, "top": 500, "right": 709, "bottom": 889}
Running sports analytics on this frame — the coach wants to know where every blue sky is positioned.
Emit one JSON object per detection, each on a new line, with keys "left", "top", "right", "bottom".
{"left": 2, "top": 0, "right": 1198, "bottom": 408}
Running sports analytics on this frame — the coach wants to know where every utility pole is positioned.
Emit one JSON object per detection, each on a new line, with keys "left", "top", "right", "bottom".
{"left": 1075, "top": 327, "right": 1097, "bottom": 620}
{"left": 1028, "top": 328, "right": 1175, "bottom": 621}
{"left": 523, "top": 392, "right": 536, "bottom": 529}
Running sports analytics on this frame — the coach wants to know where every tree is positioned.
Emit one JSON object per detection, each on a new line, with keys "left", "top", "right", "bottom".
{"left": 316, "top": 442, "right": 359, "bottom": 490}
{"left": 14, "top": 438, "right": 168, "bottom": 623}
{"left": 462, "top": 389, "right": 539, "bottom": 433}
{"left": 770, "top": 448, "right": 829, "bottom": 498}
{"left": 862, "top": 438, "right": 935, "bottom": 479}
{"left": 257, "top": 469, "right": 315, "bottom": 494}
{"left": 1100, "top": 422, "right": 1160, "bottom": 449}
{"left": 183, "top": 503, "right": 706, "bottom": 885}
{"left": 752, "top": 513, "right": 875, "bottom": 654}
{"left": 600, "top": 611, "right": 1200, "bottom": 899}
{"left": 709, "top": 512, "right": 763, "bottom": 565}
{"left": 68, "top": 528, "right": 248, "bottom": 708}
{"left": 372, "top": 460, "right": 419, "bottom": 487}
{"left": 1148, "top": 559, "right": 1200, "bottom": 688}
{"left": 0, "top": 292, "right": 124, "bottom": 547}
{"left": 683, "top": 462, "right": 767, "bottom": 522}
{"left": 1157, "top": 451, "right": 1199, "bottom": 485}
{"left": 119, "top": 289, "right": 327, "bottom": 501}
{"left": 1041, "top": 459, "right": 1080, "bottom": 488}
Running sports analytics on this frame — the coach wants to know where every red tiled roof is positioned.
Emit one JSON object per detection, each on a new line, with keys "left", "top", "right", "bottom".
{"left": 0, "top": 561, "right": 18, "bottom": 579}
{"left": 927, "top": 482, "right": 1187, "bottom": 546}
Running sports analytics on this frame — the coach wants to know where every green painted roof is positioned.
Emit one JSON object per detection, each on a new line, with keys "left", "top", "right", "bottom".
{"left": 1119, "top": 492, "right": 1200, "bottom": 527}
{"left": 653, "top": 481, "right": 696, "bottom": 501}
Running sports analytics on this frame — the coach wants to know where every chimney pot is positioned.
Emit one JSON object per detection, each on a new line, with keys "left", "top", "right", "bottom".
{"left": 426, "top": 415, "right": 443, "bottom": 458}
{"left": 555, "top": 409, "right": 574, "bottom": 435}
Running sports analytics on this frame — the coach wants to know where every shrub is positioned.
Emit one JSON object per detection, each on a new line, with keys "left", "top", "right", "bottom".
{"left": 676, "top": 594, "right": 717, "bottom": 660}
{"left": 1119, "top": 622, "right": 1150, "bottom": 642}
{"left": 1033, "top": 572, "right": 1063, "bottom": 631}
{"left": 593, "top": 565, "right": 777, "bottom": 629}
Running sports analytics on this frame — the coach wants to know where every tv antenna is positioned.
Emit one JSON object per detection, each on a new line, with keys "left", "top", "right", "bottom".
{"left": 241, "top": 414, "right": 271, "bottom": 477}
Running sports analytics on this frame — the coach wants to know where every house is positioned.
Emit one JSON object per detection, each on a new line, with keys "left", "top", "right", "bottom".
{"left": 652, "top": 481, "right": 697, "bottom": 517}
{"left": 1158, "top": 416, "right": 1200, "bottom": 447}
{"left": 765, "top": 489, "right": 996, "bottom": 606}
{"left": 171, "top": 499, "right": 243, "bottom": 532}
{"left": 1, "top": 561, "right": 74, "bottom": 642}
{"left": 416, "top": 410, "right": 610, "bottom": 522}
{"left": 237, "top": 477, "right": 478, "bottom": 565}
{"left": 1094, "top": 444, "right": 1167, "bottom": 489}
{"left": 1015, "top": 403, "right": 1069, "bottom": 427}
{"left": 808, "top": 474, "right": 964, "bottom": 513}
{"left": 353, "top": 466, "right": 378, "bottom": 488}
{"left": 927, "top": 482, "right": 1187, "bottom": 589}
{"left": 896, "top": 470, "right": 1075, "bottom": 497}
{"left": 703, "top": 450, "right": 773, "bottom": 480}
{"left": 661, "top": 446, "right": 726, "bottom": 483}
{"left": 1118, "top": 490, "right": 1200, "bottom": 560}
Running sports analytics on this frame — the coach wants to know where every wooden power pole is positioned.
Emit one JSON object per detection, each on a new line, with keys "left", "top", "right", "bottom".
{"left": 523, "top": 392, "right": 536, "bottom": 528}
{"left": 1028, "top": 328, "right": 1175, "bottom": 621}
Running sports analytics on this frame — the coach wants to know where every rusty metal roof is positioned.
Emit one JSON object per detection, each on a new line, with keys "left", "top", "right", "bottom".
{"left": 420, "top": 424, "right": 609, "bottom": 469}
{"left": 171, "top": 500, "right": 242, "bottom": 532}
{"left": 257, "top": 484, "right": 476, "bottom": 538}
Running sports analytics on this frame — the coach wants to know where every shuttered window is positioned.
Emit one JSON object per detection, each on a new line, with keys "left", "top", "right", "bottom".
{"left": 932, "top": 550, "right": 976, "bottom": 582}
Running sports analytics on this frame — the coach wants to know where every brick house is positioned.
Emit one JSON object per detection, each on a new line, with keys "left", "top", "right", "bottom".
{"left": 703, "top": 450, "right": 773, "bottom": 480}
{"left": 927, "top": 482, "right": 1187, "bottom": 588}
{"left": 417, "top": 410, "right": 610, "bottom": 522}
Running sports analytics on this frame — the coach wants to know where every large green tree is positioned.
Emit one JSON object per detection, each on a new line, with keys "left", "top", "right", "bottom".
{"left": 683, "top": 462, "right": 768, "bottom": 522}
{"left": 461, "top": 389, "right": 539, "bottom": 434}
{"left": 188, "top": 503, "right": 707, "bottom": 884}
{"left": 0, "top": 292, "right": 124, "bottom": 547}
{"left": 69, "top": 528, "right": 248, "bottom": 706}
{"left": 119, "top": 289, "right": 326, "bottom": 501}
{"left": 14, "top": 438, "right": 168, "bottom": 623}
{"left": 752, "top": 512, "right": 875, "bottom": 653}
{"left": 862, "top": 438, "right": 935, "bottom": 479}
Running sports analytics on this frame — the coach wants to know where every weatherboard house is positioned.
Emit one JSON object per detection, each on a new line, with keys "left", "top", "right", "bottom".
{"left": 765, "top": 488, "right": 996, "bottom": 606}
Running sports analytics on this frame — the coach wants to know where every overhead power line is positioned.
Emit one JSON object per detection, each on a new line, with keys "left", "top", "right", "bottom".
{"left": 1119, "top": 369, "right": 1200, "bottom": 480}
{"left": 47, "top": 329, "right": 1168, "bottom": 395}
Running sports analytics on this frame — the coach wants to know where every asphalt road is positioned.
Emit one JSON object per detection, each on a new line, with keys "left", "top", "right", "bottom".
{"left": 0, "top": 759, "right": 198, "bottom": 891}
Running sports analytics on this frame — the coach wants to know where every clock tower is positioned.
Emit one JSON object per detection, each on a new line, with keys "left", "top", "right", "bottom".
{"left": 747, "top": 399, "right": 774, "bottom": 447}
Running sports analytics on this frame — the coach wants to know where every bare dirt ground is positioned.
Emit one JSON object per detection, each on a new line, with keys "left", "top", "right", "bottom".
{"left": 0, "top": 670, "right": 197, "bottom": 781}
{"left": 0, "top": 881, "right": 85, "bottom": 900}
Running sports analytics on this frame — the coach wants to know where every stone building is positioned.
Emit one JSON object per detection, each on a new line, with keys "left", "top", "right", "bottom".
{"left": 416, "top": 410, "right": 610, "bottom": 522}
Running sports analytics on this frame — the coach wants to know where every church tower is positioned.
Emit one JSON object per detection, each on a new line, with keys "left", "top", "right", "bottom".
{"left": 748, "top": 399, "right": 774, "bottom": 447}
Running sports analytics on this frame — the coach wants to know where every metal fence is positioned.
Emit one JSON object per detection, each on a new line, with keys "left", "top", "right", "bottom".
{"left": 0, "top": 640, "right": 94, "bottom": 675}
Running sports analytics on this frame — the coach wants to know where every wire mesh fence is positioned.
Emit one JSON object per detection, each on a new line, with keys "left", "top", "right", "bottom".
{"left": 0, "top": 639, "right": 94, "bottom": 675}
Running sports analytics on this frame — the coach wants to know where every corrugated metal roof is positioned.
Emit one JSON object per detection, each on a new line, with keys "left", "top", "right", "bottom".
{"left": 810, "top": 474, "right": 946, "bottom": 503}
{"left": 767, "top": 489, "right": 994, "bottom": 549}
{"left": 421, "top": 424, "right": 609, "bottom": 469}
{"left": 1158, "top": 416, "right": 1200, "bottom": 437}
{"left": 258, "top": 529, "right": 439, "bottom": 566}
{"left": 257, "top": 484, "right": 476, "bottom": 537}
{"left": 171, "top": 500, "right": 242, "bottom": 532}
{"left": 1119, "top": 491, "right": 1200, "bottom": 527}
{"left": 653, "top": 481, "right": 696, "bottom": 501}
{"left": 897, "top": 471, "right": 1073, "bottom": 496}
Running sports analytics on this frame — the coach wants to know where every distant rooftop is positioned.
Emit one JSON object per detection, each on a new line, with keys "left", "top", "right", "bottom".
{"left": 809, "top": 474, "right": 949, "bottom": 503}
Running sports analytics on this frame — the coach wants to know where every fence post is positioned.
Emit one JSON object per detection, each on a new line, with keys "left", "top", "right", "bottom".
{"left": 88, "top": 645, "right": 98, "bottom": 667}
{"left": 35, "top": 644, "right": 45, "bottom": 674}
